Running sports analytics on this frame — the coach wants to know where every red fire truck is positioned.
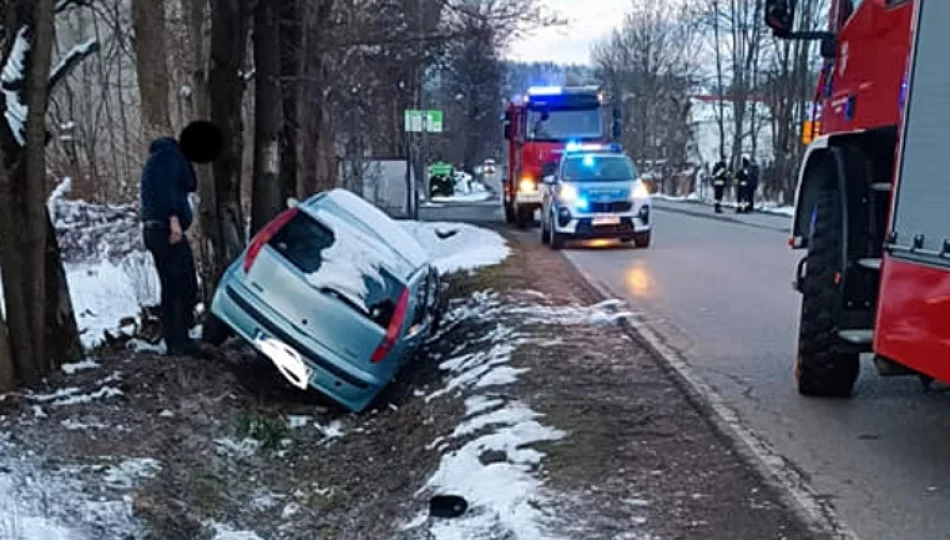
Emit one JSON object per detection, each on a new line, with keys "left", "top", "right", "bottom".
{"left": 502, "top": 86, "right": 620, "bottom": 228}
{"left": 765, "top": 0, "right": 950, "bottom": 397}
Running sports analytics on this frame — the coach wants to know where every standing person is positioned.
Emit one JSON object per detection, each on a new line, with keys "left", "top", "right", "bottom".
{"left": 735, "top": 157, "right": 751, "bottom": 213}
{"left": 140, "top": 121, "right": 221, "bottom": 357}
{"left": 711, "top": 159, "right": 729, "bottom": 213}
{"left": 747, "top": 157, "right": 760, "bottom": 213}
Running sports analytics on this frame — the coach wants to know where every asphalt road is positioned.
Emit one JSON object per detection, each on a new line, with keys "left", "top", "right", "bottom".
{"left": 556, "top": 201, "right": 950, "bottom": 540}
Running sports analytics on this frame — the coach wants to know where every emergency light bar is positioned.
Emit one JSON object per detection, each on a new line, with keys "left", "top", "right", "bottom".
{"left": 526, "top": 86, "right": 563, "bottom": 96}
{"left": 564, "top": 142, "right": 623, "bottom": 153}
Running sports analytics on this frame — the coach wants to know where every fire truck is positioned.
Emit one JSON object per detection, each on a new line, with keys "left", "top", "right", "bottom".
{"left": 502, "top": 86, "right": 620, "bottom": 228}
{"left": 764, "top": 0, "right": 950, "bottom": 398}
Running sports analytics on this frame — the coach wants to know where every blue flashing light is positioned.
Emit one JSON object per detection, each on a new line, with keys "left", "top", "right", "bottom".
{"left": 575, "top": 197, "right": 589, "bottom": 211}
{"left": 582, "top": 155, "right": 595, "bottom": 167}
{"left": 527, "top": 86, "right": 563, "bottom": 96}
{"left": 564, "top": 142, "right": 623, "bottom": 154}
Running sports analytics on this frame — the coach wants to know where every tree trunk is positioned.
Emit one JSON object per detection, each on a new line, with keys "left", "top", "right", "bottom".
{"left": 299, "top": 0, "right": 336, "bottom": 196}
{"left": 278, "top": 0, "right": 300, "bottom": 204}
{"left": 131, "top": 0, "right": 173, "bottom": 145}
{"left": 205, "top": 0, "right": 251, "bottom": 290}
{"left": 24, "top": 0, "right": 55, "bottom": 374}
{"left": 251, "top": 0, "right": 284, "bottom": 235}
{"left": 44, "top": 208, "right": 82, "bottom": 364}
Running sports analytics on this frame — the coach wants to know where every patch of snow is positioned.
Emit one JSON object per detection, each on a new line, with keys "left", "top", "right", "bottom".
{"left": 126, "top": 339, "right": 166, "bottom": 355}
{"left": 61, "top": 358, "right": 100, "bottom": 375}
{"left": 315, "top": 420, "right": 345, "bottom": 440}
{"left": 102, "top": 458, "right": 161, "bottom": 489}
{"left": 286, "top": 415, "right": 311, "bottom": 429}
{"left": 69, "top": 259, "right": 157, "bottom": 349}
{"left": 157, "top": 409, "right": 174, "bottom": 418}
{"left": 2, "top": 26, "right": 29, "bottom": 146}
{"left": 305, "top": 208, "right": 387, "bottom": 308}
{"left": 401, "top": 221, "right": 510, "bottom": 275}
{"left": 48, "top": 386, "right": 123, "bottom": 407}
{"left": 214, "top": 438, "right": 260, "bottom": 458}
{"left": 322, "top": 188, "right": 429, "bottom": 267}
{"left": 50, "top": 38, "right": 97, "bottom": 82}
{"left": 61, "top": 418, "right": 108, "bottom": 430}
{"left": 206, "top": 521, "right": 264, "bottom": 540}
{"left": 0, "top": 437, "right": 143, "bottom": 537}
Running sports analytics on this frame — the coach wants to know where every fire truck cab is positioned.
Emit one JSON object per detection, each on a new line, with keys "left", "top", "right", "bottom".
{"left": 502, "top": 86, "right": 619, "bottom": 228}
{"left": 766, "top": 0, "right": 950, "bottom": 397}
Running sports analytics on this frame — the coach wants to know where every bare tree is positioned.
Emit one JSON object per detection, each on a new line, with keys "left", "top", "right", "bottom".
{"left": 131, "top": 0, "right": 172, "bottom": 144}
{"left": 250, "top": 0, "right": 284, "bottom": 234}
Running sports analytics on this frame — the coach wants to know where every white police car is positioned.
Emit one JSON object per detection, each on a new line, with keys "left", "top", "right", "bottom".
{"left": 540, "top": 143, "right": 652, "bottom": 249}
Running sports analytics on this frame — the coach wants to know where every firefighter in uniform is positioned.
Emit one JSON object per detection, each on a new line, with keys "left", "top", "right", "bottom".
{"left": 711, "top": 159, "right": 728, "bottom": 213}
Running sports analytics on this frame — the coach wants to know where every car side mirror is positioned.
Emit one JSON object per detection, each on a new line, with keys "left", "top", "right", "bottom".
{"left": 765, "top": 0, "right": 795, "bottom": 38}
{"left": 286, "top": 197, "right": 299, "bottom": 208}
{"left": 542, "top": 175, "right": 556, "bottom": 185}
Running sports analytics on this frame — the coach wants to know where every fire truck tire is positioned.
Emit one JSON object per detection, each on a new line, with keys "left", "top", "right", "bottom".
{"left": 515, "top": 207, "right": 532, "bottom": 229}
{"left": 504, "top": 201, "right": 515, "bottom": 224}
{"left": 795, "top": 186, "right": 859, "bottom": 398}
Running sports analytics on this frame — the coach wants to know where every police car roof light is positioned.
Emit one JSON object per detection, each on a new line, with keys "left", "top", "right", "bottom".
{"left": 527, "top": 86, "right": 563, "bottom": 96}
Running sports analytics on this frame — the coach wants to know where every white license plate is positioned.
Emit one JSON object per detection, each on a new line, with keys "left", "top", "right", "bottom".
{"left": 592, "top": 215, "right": 621, "bottom": 226}
{"left": 253, "top": 330, "right": 311, "bottom": 390}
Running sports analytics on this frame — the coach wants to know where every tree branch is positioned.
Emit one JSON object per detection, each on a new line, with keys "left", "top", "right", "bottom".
{"left": 47, "top": 38, "right": 99, "bottom": 95}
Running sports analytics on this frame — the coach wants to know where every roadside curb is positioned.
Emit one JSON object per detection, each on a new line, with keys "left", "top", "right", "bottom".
{"left": 566, "top": 263, "right": 860, "bottom": 540}
{"left": 652, "top": 200, "right": 790, "bottom": 233}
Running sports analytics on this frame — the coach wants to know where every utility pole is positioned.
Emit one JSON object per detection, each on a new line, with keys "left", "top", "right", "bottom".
{"left": 418, "top": 0, "right": 428, "bottom": 206}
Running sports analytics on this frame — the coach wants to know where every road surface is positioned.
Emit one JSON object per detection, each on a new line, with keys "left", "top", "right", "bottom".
{"left": 556, "top": 200, "right": 950, "bottom": 540}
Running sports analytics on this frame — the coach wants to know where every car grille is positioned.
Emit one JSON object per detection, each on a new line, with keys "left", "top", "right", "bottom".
{"left": 589, "top": 201, "right": 632, "bottom": 213}
{"left": 576, "top": 217, "right": 635, "bottom": 235}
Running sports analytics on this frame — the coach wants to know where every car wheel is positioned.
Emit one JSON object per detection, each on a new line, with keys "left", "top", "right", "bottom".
{"left": 633, "top": 231, "right": 652, "bottom": 248}
{"left": 795, "top": 185, "right": 859, "bottom": 398}
{"left": 550, "top": 229, "right": 566, "bottom": 250}
{"left": 541, "top": 214, "right": 551, "bottom": 244}
{"left": 202, "top": 313, "right": 232, "bottom": 346}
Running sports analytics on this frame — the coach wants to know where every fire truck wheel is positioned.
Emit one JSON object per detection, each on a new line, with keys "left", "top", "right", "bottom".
{"left": 515, "top": 207, "right": 532, "bottom": 229}
{"left": 795, "top": 186, "right": 859, "bottom": 398}
{"left": 504, "top": 201, "right": 515, "bottom": 224}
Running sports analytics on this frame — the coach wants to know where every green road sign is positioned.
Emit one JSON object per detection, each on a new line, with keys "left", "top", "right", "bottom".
{"left": 428, "top": 161, "right": 452, "bottom": 177}
{"left": 404, "top": 109, "right": 443, "bottom": 133}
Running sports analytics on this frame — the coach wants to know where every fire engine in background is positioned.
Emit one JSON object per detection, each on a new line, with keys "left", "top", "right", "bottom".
{"left": 764, "top": 0, "right": 950, "bottom": 398}
{"left": 502, "top": 86, "right": 621, "bottom": 228}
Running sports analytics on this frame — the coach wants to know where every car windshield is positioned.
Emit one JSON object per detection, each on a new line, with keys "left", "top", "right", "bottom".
{"left": 562, "top": 155, "right": 638, "bottom": 182}
{"left": 527, "top": 108, "right": 602, "bottom": 141}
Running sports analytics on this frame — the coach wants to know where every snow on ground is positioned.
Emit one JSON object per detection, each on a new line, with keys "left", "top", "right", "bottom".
{"left": 653, "top": 192, "right": 795, "bottom": 217}
{"left": 402, "top": 290, "right": 640, "bottom": 539}
{"left": 402, "top": 221, "right": 510, "bottom": 275}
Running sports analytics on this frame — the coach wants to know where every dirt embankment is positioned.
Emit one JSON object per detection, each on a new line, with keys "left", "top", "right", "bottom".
{"left": 0, "top": 228, "right": 822, "bottom": 539}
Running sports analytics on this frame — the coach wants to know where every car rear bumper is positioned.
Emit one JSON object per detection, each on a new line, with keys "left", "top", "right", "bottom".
{"left": 210, "top": 275, "right": 387, "bottom": 412}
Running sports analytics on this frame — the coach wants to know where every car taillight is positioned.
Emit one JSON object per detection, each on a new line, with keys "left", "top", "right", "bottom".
{"left": 243, "top": 206, "right": 299, "bottom": 273}
{"left": 371, "top": 287, "right": 410, "bottom": 363}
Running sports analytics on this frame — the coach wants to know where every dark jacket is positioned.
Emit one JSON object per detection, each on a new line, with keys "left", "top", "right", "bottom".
{"left": 139, "top": 137, "right": 197, "bottom": 231}
{"left": 748, "top": 162, "right": 761, "bottom": 187}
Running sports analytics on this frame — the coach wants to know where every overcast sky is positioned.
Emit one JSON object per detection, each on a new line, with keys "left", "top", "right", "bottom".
{"left": 506, "top": 0, "right": 630, "bottom": 65}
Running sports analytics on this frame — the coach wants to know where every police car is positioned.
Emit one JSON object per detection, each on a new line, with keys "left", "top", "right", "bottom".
{"left": 540, "top": 142, "right": 652, "bottom": 249}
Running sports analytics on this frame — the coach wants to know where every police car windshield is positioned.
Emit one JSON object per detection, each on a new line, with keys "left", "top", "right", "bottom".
{"left": 562, "top": 155, "right": 638, "bottom": 182}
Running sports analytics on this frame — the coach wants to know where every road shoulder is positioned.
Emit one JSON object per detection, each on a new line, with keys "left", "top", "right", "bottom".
{"left": 476, "top": 229, "right": 828, "bottom": 539}
{"left": 652, "top": 197, "right": 793, "bottom": 232}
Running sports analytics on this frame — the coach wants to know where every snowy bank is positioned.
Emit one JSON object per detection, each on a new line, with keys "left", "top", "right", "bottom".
{"left": 402, "top": 221, "right": 510, "bottom": 275}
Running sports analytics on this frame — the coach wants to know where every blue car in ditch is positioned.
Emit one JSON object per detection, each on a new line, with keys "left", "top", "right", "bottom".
{"left": 207, "top": 189, "right": 443, "bottom": 412}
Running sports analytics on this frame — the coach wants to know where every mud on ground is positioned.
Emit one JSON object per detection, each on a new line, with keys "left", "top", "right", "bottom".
{"left": 0, "top": 229, "right": 821, "bottom": 540}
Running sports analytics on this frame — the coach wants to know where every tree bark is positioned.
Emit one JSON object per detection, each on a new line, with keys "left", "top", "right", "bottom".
{"left": 278, "top": 0, "right": 300, "bottom": 204}
{"left": 205, "top": 0, "right": 251, "bottom": 290}
{"left": 299, "top": 0, "right": 336, "bottom": 196}
{"left": 251, "top": 0, "right": 284, "bottom": 235}
{"left": 24, "top": 0, "right": 55, "bottom": 374}
{"left": 131, "top": 0, "right": 173, "bottom": 145}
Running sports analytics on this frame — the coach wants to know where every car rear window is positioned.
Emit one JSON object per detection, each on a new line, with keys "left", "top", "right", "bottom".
{"left": 268, "top": 211, "right": 334, "bottom": 273}
{"left": 267, "top": 210, "right": 402, "bottom": 328}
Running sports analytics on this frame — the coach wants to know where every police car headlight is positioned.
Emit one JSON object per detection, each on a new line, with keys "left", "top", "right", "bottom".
{"left": 630, "top": 180, "right": 650, "bottom": 200}
{"left": 558, "top": 183, "right": 579, "bottom": 202}
{"left": 518, "top": 177, "right": 536, "bottom": 192}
